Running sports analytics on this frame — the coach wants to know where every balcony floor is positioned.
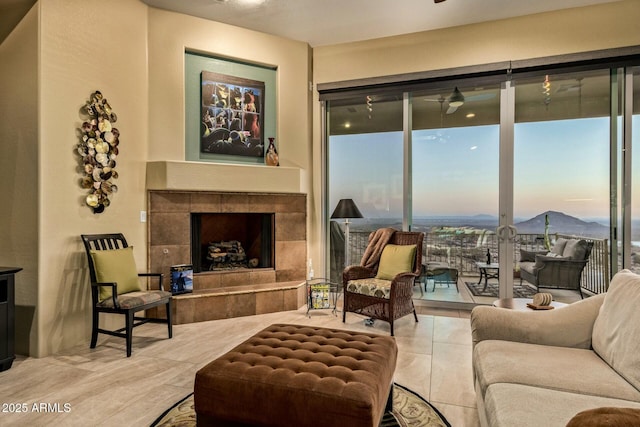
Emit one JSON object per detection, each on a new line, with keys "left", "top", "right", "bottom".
{"left": 413, "top": 274, "right": 584, "bottom": 306}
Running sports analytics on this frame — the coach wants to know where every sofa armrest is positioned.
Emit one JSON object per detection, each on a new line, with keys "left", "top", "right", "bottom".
{"left": 470, "top": 293, "right": 605, "bottom": 349}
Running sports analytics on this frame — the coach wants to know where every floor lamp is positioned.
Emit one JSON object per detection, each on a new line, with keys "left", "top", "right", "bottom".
{"left": 331, "top": 199, "right": 363, "bottom": 267}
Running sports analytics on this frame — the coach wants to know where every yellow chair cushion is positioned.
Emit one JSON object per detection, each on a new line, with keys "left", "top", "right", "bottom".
{"left": 375, "top": 244, "right": 416, "bottom": 280}
{"left": 90, "top": 247, "right": 141, "bottom": 301}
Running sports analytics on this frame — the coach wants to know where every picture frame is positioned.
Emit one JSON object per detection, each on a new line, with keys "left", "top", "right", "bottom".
{"left": 200, "top": 71, "right": 265, "bottom": 158}
{"left": 170, "top": 264, "right": 193, "bottom": 295}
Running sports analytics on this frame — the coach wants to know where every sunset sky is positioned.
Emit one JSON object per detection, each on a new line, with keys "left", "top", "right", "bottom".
{"left": 330, "top": 116, "right": 639, "bottom": 222}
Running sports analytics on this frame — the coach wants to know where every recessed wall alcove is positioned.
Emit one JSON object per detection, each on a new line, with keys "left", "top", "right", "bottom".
{"left": 148, "top": 190, "right": 307, "bottom": 324}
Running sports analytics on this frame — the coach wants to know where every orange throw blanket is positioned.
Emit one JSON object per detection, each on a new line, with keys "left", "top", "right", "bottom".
{"left": 360, "top": 228, "right": 396, "bottom": 269}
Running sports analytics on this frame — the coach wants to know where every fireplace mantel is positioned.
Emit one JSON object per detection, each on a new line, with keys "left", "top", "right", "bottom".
{"left": 146, "top": 161, "right": 302, "bottom": 193}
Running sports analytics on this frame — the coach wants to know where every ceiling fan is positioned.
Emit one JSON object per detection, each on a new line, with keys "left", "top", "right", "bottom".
{"left": 425, "top": 87, "right": 495, "bottom": 114}
{"left": 434, "top": 0, "right": 447, "bottom": 3}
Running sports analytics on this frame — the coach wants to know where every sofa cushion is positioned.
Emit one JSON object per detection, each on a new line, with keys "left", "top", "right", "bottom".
{"left": 375, "top": 244, "right": 416, "bottom": 280}
{"left": 484, "top": 383, "right": 640, "bottom": 427}
{"left": 551, "top": 237, "right": 569, "bottom": 255}
{"left": 592, "top": 269, "right": 640, "bottom": 391}
{"left": 474, "top": 340, "right": 640, "bottom": 402}
{"left": 563, "top": 239, "right": 589, "bottom": 260}
{"left": 519, "top": 261, "right": 535, "bottom": 275}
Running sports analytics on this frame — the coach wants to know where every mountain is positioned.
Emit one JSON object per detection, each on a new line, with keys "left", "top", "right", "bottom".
{"left": 515, "top": 210, "right": 609, "bottom": 238}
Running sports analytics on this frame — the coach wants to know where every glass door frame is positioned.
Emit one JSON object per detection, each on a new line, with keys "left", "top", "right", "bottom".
{"left": 497, "top": 80, "right": 516, "bottom": 298}
{"left": 321, "top": 50, "right": 640, "bottom": 300}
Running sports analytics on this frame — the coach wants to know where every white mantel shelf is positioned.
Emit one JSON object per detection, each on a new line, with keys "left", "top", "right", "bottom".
{"left": 146, "top": 161, "right": 303, "bottom": 193}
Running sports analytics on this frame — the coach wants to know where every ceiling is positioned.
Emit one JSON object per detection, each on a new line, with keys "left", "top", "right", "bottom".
{"left": 140, "top": 0, "right": 620, "bottom": 47}
{"left": 0, "top": 0, "right": 621, "bottom": 47}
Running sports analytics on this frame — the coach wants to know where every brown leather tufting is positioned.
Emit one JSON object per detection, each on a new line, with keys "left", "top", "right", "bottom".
{"left": 194, "top": 323, "right": 398, "bottom": 427}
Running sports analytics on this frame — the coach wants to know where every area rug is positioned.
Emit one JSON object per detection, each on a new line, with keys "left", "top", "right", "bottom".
{"left": 465, "top": 281, "right": 537, "bottom": 298}
{"left": 150, "top": 383, "right": 451, "bottom": 427}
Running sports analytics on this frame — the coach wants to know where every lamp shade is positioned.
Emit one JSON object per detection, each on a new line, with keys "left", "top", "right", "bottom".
{"left": 331, "top": 199, "right": 363, "bottom": 219}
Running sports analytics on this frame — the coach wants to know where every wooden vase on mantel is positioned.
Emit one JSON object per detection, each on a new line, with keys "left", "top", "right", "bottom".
{"left": 266, "top": 137, "right": 279, "bottom": 166}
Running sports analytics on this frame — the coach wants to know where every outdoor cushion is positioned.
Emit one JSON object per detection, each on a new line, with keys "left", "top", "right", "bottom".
{"left": 551, "top": 238, "right": 569, "bottom": 255}
{"left": 375, "top": 244, "right": 416, "bottom": 280}
{"left": 563, "top": 239, "right": 589, "bottom": 260}
{"left": 90, "top": 246, "right": 141, "bottom": 301}
{"left": 519, "top": 249, "right": 541, "bottom": 262}
{"left": 347, "top": 278, "right": 392, "bottom": 299}
{"left": 592, "top": 269, "right": 640, "bottom": 391}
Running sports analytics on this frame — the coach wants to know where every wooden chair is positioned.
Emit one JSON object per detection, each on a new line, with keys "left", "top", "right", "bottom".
{"left": 342, "top": 230, "right": 424, "bottom": 336}
{"left": 81, "top": 233, "right": 172, "bottom": 356}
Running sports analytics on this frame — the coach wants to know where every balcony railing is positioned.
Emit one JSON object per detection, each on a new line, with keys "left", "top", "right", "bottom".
{"left": 347, "top": 230, "right": 610, "bottom": 295}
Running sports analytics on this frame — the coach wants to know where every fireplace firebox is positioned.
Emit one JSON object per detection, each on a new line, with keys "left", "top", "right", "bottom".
{"left": 191, "top": 213, "right": 274, "bottom": 273}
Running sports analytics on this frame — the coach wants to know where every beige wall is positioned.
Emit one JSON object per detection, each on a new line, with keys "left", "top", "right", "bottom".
{"left": 309, "top": 0, "right": 640, "bottom": 274}
{"left": 36, "top": 0, "right": 149, "bottom": 357}
{"left": 0, "top": 5, "right": 38, "bottom": 355}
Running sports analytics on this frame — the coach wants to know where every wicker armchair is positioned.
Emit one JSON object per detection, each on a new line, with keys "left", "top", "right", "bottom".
{"left": 342, "top": 230, "right": 424, "bottom": 336}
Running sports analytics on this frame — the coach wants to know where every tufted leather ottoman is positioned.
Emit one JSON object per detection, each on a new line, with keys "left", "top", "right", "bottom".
{"left": 194, "top": 323, "right": 398, "bottom": 427}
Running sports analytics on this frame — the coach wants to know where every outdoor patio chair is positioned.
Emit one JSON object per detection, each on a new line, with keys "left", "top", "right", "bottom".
{"left": 519, "top": 237, "right": 594, "bottom": 299}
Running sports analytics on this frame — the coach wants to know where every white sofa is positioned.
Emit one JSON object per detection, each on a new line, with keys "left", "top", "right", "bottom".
{"left": 471, "top": 269, "right": 640, "bottom": 427}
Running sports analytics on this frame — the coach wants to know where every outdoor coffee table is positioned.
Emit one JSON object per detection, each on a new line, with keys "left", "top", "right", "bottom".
{"left": 476, "top": 262, "right": 499, "bottom": 291}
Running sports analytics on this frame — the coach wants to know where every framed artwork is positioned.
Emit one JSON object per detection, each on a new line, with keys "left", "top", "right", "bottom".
{"left": 200, "top": 71, "right": 265, "bottom": 158}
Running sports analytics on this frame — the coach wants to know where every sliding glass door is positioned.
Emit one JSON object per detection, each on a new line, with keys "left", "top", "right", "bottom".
{"left": 411, "top": 85, "right": 501, "bottom": 302}
{"left": 323, "top": 57, "right": 639, "bottom": 305}
{"left": 327, "top": 94, "right": 404, "bottom": 284}
{"left": 512, "top": 69, "right": 612, "bottom": 296}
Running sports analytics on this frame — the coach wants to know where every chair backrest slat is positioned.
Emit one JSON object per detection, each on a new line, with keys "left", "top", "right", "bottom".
{"left": 81, "top": 234, "right": 129, "bottom": 295}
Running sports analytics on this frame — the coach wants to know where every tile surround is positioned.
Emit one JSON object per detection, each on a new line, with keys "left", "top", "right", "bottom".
{"left": 148, "top": 190, "right": 307, "bottom": 324}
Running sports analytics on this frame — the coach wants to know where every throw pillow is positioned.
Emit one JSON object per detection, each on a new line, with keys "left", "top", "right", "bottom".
{"left": 375, "top": 244, "right": 416, "bottom": 281}
{"left": 592, "top": 269, "right": 640, "bottom": 391}
{"left": 534, "top": 254, "right": 567, "bottom": 269}
{"left": 550, "top": 237, "right": 568, "bottom": 255}
{"left": 563, "top": 239, "right": 589, "bottom": 260}
{"left": 90, "top": 246, "right": 141, "bottom": 301}
{"left": 519, "top": 249, "right": 538, "bottom": 262}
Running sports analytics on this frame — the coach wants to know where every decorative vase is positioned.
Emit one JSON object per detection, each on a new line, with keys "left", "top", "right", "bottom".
{"left": 266, "top": 137, "right": 279, "bottom": 166}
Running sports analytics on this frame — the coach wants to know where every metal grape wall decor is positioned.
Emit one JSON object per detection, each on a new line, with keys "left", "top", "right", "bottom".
{"left": 76, "top": 91, "right": 119, "bottom": 214}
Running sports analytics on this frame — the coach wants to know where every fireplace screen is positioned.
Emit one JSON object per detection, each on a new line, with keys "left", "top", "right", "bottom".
{"left": 191, "top": 213, "right": 274, "bottom": 273}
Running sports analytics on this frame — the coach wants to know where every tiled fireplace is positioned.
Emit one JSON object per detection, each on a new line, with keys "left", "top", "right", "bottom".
{"left": 148, "top": 190, "right": 307, "bottom": 324}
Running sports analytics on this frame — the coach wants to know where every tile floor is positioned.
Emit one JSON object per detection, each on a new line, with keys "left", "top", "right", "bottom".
{"left": 0, "top": 304, "right": 480, "bottom": 427}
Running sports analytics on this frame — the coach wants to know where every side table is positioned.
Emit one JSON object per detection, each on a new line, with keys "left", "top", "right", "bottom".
{"left": 306, "top": 278, "right": 340, "bottom": 317}
{"left": 476, "top": 262, "right": 499, "bottom": 291}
